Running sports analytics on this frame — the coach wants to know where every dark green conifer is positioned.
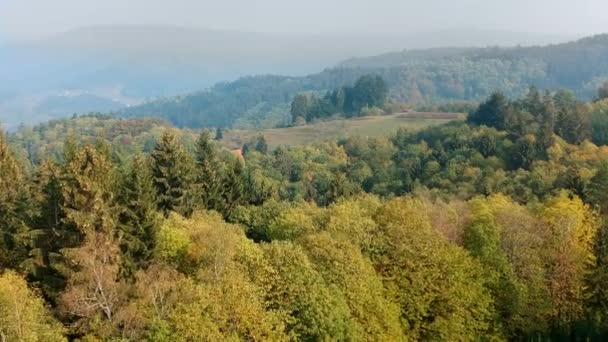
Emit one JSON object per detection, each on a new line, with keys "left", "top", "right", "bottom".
{"left": 151, "top": 130, "right": 196, "bottom": 217}
{"left": 117, "top": 153, "right": 159, "bottom": 279}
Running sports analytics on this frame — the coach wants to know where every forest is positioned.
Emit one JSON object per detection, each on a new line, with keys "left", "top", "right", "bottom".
{"left": 121, "top": 34, "right": 608, "bottom": 129}
{"left": 2, "top": 83, "right": 608, "bottom": 340}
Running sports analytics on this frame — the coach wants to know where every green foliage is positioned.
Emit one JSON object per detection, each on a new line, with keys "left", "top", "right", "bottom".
{"left": 6, "top": 86, "right": 608, "bottom": 340}
{"left": 0, "top": 271, "right": 66, "bottom": 341}
{"left": 151, "top": 130, "right": 196, "bottom": 217}
{"left": 194, "top": 131, "right": 222, "bottom": 210}
{"left": 290, "top": 75, "right": 388, "bottom": 123}
{"left": 123, "top": 35, "right": 608, "bottom": 129}
{"left": 0, "top": 130, "right": 32, "bottom": 269}
{"left": 117, "top": 153, "right": 159, "bottom": 279}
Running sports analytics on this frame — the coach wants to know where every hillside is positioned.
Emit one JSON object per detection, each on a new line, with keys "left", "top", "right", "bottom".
{"left": 0, "top": 26, "right": 571, "bottom": 129}
{"left": 5, "top": 90, "right": 608, "bottom": 340}
{"left": 122, "top": 34, "right": 608, "bottom": 129}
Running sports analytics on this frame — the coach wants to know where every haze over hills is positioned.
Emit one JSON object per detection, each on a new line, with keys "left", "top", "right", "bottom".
{"left": 0, "top": 25, "right": 576, "bottom": 130}
{"left": 121, "top": 33, "right": 608, "bottom": 129}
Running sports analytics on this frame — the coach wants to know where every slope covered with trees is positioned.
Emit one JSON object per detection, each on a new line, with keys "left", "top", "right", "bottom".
{"left": 3, "top": 84, "right": 608, "bottom": 339}
{"left": 121, "top": 34, "right": 608, "bottom": 129}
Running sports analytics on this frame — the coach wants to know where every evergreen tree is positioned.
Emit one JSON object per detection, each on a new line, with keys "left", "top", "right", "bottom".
{"left": 59, "top": 144, "right": 126, "bottom": 333}
{"left": 117, "top": 153, "right": 159, "bottom": 279}
{"left": 26, "top": 160, "right": 79, "bottom": 302}
{"left": 291, "top": 94, "right": 309, "bottom": 123}
{"left": 195, "top": 131, "right": 221, "bottom": 210}
{"left": 215, "top": 127, "right": 224, "bottom": 141}
{"left": 587, "top": 162, "right": 608, "bottom": 214}
{"left": 0, "top": 129, "right": 32, "bottom": 269}
{"left": 62, "top": 144, "right": 118, "bottom": 236}
{"left": 255, "top": 135, "right": 269, "bottom": 154}
{"left": 538, "top": 92, "right": 557, "bottom": 150}
{"left": 554, "top": 90, "right": 591, "bottom": 144}
{"left": 151, "top": 130, "right": 196, "bottom": 217}
{"left": 219, "top": 158, "right": 245, "bottom": 220}
{"left": 468, "top": 91, "right": 510, "bottom": 130}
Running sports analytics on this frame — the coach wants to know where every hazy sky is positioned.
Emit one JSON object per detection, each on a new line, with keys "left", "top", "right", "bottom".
{"left": 0, "top": 0, "right": 607, "bottom": 40}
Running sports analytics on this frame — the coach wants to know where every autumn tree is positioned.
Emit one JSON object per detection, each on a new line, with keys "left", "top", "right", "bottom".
{"left": 0, "top": 271, "right": 66, "bottom": 341}
{"left": 59, "top": 145, "right": 126, "bottom": 337}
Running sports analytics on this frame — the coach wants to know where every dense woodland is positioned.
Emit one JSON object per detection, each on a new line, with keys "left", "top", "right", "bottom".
{"left": 3, "top": 84, "right": 608, "bottom": 340}
{"left": 121, "top": 34, "right": 608, "bottom": 129}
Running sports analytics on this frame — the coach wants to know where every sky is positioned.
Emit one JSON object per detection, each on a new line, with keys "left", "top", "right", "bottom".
{"left": 0, "top": 0, "right": 607, "bottom": 40}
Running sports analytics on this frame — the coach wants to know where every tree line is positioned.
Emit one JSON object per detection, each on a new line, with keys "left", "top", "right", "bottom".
{"left": 290, "top": 75, "right": 388, "bottom": 124}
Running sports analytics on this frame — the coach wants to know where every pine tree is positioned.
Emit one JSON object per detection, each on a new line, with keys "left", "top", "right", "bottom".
{"left": 151, "top": 130, "right": 196, "bottom": 217}
{"left": 117, "top": 153, "right": 159, "bottom": 279}
{"left": 195, "top": 131, "right": 221, "bottom": 210}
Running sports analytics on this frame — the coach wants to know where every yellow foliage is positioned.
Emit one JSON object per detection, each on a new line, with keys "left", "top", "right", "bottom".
{"left": 0, "top": 271, "right": 66, "bottom": 342}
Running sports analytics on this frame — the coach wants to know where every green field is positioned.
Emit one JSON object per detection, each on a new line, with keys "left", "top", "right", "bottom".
{"left": 221, "top": 113, "right": 460, "bottom": 149}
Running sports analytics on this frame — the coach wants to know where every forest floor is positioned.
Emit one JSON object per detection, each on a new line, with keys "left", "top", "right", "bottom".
{"left": 221, "top": 112, "right": 462, "bottom": 149}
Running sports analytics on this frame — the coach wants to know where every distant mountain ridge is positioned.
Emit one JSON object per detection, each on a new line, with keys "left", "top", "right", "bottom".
{"left": 121, "top": 33, "right": 608, "bottom": 129}
{"left": 0, "top": 25, "right": 584, "bottom": 129}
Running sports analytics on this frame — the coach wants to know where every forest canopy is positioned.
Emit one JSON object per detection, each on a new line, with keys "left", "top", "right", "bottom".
{"left": 3, "top": 84, "right": 608, "bottom": 340}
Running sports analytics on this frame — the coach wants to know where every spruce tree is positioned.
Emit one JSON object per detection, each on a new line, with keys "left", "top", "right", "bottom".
{"left": 26, "top": 160, "right": 79, "bottom": 301}
{"left": 117, "top": 153, "right": 159, "bottom": 279}
{"left": 195, "top": 131, "right": 221, "bottom": 210}
{"left": 151, "top": 130, "right": 196, "bottom": 217}
{"left": 219, "top": 158, "right": 245, "bottom": 220}
{"left": 62, "top": 144, "right": 118, "bottom": 236}
{"left": 0, "top": 130, "right": 32, "bottom": 268}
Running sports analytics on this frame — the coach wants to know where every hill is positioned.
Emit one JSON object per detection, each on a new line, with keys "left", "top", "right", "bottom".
{"left": 121, "top": 34, "right": 608, "bottom": 129}
{"left": 0, "top": 26, "right": 573, "bottom": 129}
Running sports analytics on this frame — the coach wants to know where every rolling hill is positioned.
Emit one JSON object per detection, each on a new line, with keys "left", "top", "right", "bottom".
{"left": 121, "top": 34, "right": 608, "bottom": 129}
{"left": 0, "top": 26, "right": 574, "bottom": 129}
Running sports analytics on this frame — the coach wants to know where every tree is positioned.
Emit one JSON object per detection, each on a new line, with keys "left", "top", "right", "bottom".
{"left": 255, "top": 135, "right": 269, "bottom": 154}
{"left": 117, "top": 153, "right": 159, "bottom": 279}
{"left": 215, "top": 127, "right": 224, "bottom": 141}
{"left": 0, "top": 271, "right": 66, "bottom": 341}
{"left": 554, "top": 90, "right": 591, "bottom": 144}
{"left": 151, "top": 130, "right": 196, "bottom": 217}
{"left": 598, "top": 81, "right": 608, "bottom": 101}
{"left": 0, "top": 129, "right": 32, "bottom": 269}
{"left": 301, "top": 233, "right": 404, "bottom": 340}
{"left": 468, "top": 91, "right": 510, "bottom": 130}
{"left": 371, "top": 198, "right": 496, "bottom": 340}
{"left": 541, "top": 193, "right": 599, "bottom": 330}
{"left": 26, "top": 160, "right": 80, "bottom": 302}
{"left": 260, "top": 242, "right": 353, "bottom": 341}
{"left": 291, "top": 94, "right": 309, "bottom": 124}
{"left": 60, "top": 145, "right": 127, "bottom": 337}
{"left": 195, "top": 131, "right": 221, "bottom": 210}
{"left": 587, "top": 162, "right": 608, "bottom": 214}
{"left": 218, "top": 159, "right": 246, "bottom": 220}
{"left": 345, "top": 75, "right": 388, "bottom": 115}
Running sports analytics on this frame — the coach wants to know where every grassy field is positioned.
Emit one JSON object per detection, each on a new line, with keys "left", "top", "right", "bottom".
{"left": 221, "top": 112, "right": 461, "bottom": 149}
